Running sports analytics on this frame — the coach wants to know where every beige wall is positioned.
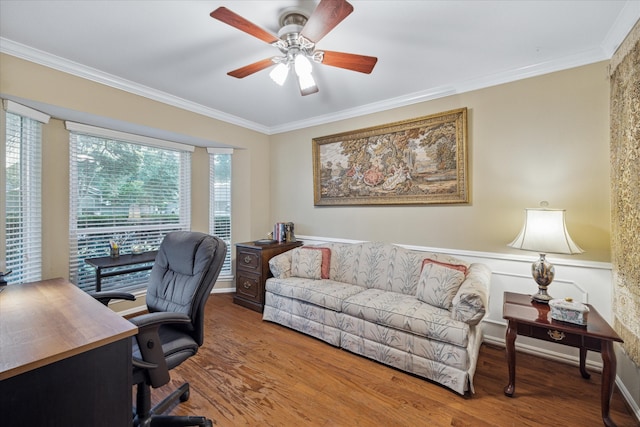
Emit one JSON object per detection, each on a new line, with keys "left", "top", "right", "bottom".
{"left": 3, "top": 53, "right": 634, "bottom": 411}
{"left": 269, "top": 61, "right": 611, "bottom": 262}
{"left": 0, "top": 53, "right": 273, "bottom": 286}
{"left": 1, "top": 53, "right": 612, "bottom": 288}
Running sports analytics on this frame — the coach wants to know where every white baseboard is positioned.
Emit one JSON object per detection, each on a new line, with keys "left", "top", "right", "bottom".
{"left": 211, "top": 287, "right": 234, "bottom": 294}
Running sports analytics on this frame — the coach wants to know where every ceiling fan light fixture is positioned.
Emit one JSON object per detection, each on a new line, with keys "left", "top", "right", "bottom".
{"left": 297, "top": 71, "right": 316, "bottom": 91}
{"left": 269, "top": 62, "right": 289, "bottom": 86}
{"left": 294, "top": 53, "right": 317, "bottom": 94}
{"left": 294, "top": 53, "right": 313, "bottom": 77}
{"left": 211, "top": 1, "right": 377, "bottom": 96}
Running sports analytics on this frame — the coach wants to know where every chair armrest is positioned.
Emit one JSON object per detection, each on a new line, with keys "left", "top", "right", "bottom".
{"left": 89, "top": 291, "right": 136, "bottom": 306}
{"left": 132, "top": 357, "right": 157, "bottom": 370}
{"left": 129, "top": 312, "right": 191, "bottom": 329}
{"left": 129, "top": 312, "right": 191, "bottom": 388}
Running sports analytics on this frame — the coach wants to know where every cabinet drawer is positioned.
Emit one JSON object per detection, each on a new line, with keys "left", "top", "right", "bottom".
{"left": 236, "top": 271, "right": 260, "bottom": 300}
{"left": 237, "top": 249, "right": 260, "bottom": 272}
{"left": 518, "top": 324, "right": 583, "bottom": 347}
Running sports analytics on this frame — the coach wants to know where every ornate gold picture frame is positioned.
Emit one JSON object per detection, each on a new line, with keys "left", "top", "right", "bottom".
{"left": 312, "top": 108, "right": 468, "bottom": 206}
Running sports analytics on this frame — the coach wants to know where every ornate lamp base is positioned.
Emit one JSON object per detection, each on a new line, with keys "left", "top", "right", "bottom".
{"left": 531, "top": 287, "right": 553, "bottom": 303}
{"left": 531, "top": 253, "right": 555, "bottom": 304}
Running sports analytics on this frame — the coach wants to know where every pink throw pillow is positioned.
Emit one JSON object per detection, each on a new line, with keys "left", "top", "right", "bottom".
{"left": 422, "top": 257, "right": 468, "bottom": 276}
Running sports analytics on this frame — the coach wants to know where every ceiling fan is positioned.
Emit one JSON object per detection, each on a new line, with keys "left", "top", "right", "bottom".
{"left": 210, "top": 0, "right": 378, "bottom": 96}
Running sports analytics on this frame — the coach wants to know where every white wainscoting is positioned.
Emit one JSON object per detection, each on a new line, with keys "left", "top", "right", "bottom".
{"left": 296, "top": 235, "right": 639, "bottom": 419}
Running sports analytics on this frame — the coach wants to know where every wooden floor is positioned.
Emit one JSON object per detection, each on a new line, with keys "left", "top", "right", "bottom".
{"left": 151, "top": 293, "right": 638, "bottom": 426}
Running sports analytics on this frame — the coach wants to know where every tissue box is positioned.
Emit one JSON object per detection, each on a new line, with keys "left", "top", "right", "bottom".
{"left": 549, "top": 298, "right": 589, "bottom": 325}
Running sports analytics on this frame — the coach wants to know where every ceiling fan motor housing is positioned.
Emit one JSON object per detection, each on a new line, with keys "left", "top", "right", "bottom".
{"left": 275, "top": 8, "right": 317, "bottom": 60}
{"left": 278, "top": 8, "right": 308, "bottom": 28}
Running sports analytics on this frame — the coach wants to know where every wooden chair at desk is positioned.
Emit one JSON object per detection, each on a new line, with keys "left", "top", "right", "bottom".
{"left": 93, "top": 231, "right": 227, "bottom": 427}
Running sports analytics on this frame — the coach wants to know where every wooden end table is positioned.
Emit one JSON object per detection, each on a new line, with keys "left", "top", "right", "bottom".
{"left": 502, "top": 292, "right": 623, "bottom": 427}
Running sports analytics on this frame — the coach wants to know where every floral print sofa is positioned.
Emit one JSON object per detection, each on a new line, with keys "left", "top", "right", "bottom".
{"left": 262, "top": 241, "right": 491, "bottom": 395}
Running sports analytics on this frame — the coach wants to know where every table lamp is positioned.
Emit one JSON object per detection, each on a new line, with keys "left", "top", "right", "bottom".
{"left": 508, "top": 208, "right": 584, "bottom": 304}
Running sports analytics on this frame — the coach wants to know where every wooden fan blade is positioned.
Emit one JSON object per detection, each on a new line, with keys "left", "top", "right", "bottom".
{"left": 301, "top": 0, "right": 354, "bottom": 43}
{"left": 227, "top": 58, "right": 275, "bottom": 79}
{"left": 210, "top": 7, "right": 279, "bottom": 45}
{"left": 321, "top": 51, "right": 378, "bottom": 74}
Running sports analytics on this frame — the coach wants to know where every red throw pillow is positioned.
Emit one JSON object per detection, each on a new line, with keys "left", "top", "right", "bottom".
{"left": 301, "top": 247, "right": 331, "bottom": 279}
{"left": 422, "top": 258, "right": 468, "bottom": 276}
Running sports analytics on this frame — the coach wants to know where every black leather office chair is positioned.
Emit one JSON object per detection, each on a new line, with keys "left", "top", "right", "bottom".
{"left": 93, "top": 231, "right": 227, "bottom": 427}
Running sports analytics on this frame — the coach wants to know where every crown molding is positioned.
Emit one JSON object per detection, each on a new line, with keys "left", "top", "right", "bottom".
{"left": 270, "top": 45, "right": 610, "bottom": 134}
{"left": 0, "top": 38, "right": 270, "bottom": 135}
{"left": 601, "top": 1, "right": 640, "bottom": 56}
{"left": 2, "top": 0, "right": 638, "bottom": 137}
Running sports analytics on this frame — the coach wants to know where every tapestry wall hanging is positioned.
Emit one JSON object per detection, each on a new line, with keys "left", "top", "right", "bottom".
{"left": 312, "top": 108, "right": 468, "bottom": 206}
{"left": 610, "top": 18, "right": 640, "bottom": 367}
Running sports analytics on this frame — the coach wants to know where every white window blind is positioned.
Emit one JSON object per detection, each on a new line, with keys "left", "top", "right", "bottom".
{"left": 2, "top": 104, "right": 48, "bottom": 284}
{"left": 209, "top": 148, "right": 232, "bottom": 277}
{"left": 69, "top": 126, "right": 191, "bottom": 292}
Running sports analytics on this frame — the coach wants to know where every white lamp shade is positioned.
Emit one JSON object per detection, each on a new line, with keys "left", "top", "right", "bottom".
{"left": 508, "top": 208, "right": 584, "bottom": 254}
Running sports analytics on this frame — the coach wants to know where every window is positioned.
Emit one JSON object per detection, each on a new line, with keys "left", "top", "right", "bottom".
{"left": 68, "top": 122, "right": 192, "bottom": 292}
{"left": 2, "top": 101, "right": 49, "bottom": 284}
{"left": 209, "top": 148, "right": 232, "bottom": 277}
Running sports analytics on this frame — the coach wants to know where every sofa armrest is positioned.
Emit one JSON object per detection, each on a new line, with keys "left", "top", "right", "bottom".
{"left": 269, "top": 250, "right": 294, "bottom": 279}
{"left": 451, "top": 263, "right": 491, "bottom": 326}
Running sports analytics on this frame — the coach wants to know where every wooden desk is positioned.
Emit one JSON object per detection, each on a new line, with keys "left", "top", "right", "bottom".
{"left": 85, "top": 250, "right": 158, "bottom": 291}
{"left": 502, "top": 292, "right": 623, "bottom": 427}
{"left": 0, "top": 278, "right": 138, "bottom": 426}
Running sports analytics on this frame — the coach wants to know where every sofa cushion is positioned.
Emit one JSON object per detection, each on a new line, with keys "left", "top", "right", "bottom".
{"left": 416, "top": 262, "right": 465, "bottom": 309}
{"left": 266, "top": 277, "right": 365, "bottom": 312}
{"left": 342, "top": 289, "right": 470, "bottom": 347}
{"left": 291, "top": 247, "right": 323, "bottom": 279}
{"left": 324, "top": 242, "right": 424, "bottom": 295}
{"left": 324, "top": 242, "right": 397, "bottom": 289}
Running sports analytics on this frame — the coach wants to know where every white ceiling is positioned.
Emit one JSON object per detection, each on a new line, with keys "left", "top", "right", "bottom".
{"left": 1, "top": 1, "right": 639, "bottom": 135}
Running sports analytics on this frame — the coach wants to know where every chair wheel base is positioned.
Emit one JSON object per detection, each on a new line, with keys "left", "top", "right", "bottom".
{"left": 135, "top": 382, "right": 212, "bottom": 426}
{"left": 144, "top": 415, "right": 213, "bottom": 426}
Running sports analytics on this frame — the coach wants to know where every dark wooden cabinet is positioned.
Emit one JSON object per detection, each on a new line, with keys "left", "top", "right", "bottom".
{"left": 234, "top": 240, "right": 302, "bottom": 312}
